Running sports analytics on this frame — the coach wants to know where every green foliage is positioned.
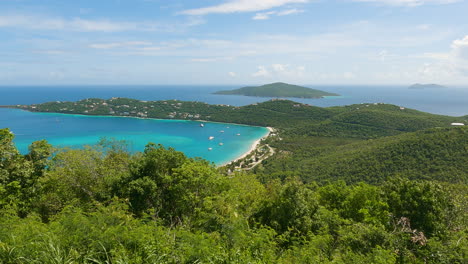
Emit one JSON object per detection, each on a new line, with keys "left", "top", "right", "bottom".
{"left": 213, "top": 82, "right": 339, "bottom": 98}
{"left": 0, "top": 101, "right": 467, "bottom": 263}
{"left": 265, "top": 127, "right": 468, "bottom": 184}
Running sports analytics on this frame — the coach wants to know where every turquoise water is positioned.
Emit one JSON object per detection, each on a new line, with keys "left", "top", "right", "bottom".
{"left": 0, "top": 108, "right": 269, "bottom": 165}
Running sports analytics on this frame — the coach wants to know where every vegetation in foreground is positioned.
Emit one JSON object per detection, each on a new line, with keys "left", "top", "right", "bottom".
{"left": 1, "top": 125, "right": 467, "bottom": 263}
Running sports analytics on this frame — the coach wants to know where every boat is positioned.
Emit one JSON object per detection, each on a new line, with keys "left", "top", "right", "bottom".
{"left": 220, "top": 130, "right": 224, "bottom": 133}
{"left": 219, "top": 143, "right": 224, "bottom": 146}
{"left": 208, "top": 147, "right": 213, "bottom": 151}
{"left": 209, "top": 136, "right": 215, "bottom": 140}
{"left": 236, "top": 133, "right": 241, "bottom": 136}
{"left": 200, "top": 123, "right": 204, "bottom": 127}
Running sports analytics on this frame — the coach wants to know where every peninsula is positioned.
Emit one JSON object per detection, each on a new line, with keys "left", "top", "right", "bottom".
{"left": 408, "top": 83, "right": 447, "bottom": 89}
{"left": 213, "top": 82, "right": 339, "bottom": 98}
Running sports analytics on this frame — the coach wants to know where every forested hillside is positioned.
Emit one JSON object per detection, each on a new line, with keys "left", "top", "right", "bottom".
{"left": 0, "top": 128, "right": 466, "bottom": 263}
{"left": 2, "top": 99, "right": 468, "bottom": 263}
{"left": 260, "top": 127, "right": 467, "bottom": 184}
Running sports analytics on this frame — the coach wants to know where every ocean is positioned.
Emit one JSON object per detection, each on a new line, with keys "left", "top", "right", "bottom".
{"left": 0, "top": 85, "right": 466, "bottom": 164}
{"left": 0, "top": 85, "right": 467, "bottom": 116}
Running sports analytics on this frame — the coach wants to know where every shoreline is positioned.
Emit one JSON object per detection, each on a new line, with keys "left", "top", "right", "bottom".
{"left": 218, "top": 126, "right": 274, "bottom": 167}
{"left": 13, "top": 108, "right": 268, "bottom": 129}
{"left": 8, "top": 108, "right": 274, "bottom": 166}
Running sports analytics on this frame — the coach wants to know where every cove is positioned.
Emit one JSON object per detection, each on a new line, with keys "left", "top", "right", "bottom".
{"left": 0, "top": 108, "right": 269, "bottom": 165}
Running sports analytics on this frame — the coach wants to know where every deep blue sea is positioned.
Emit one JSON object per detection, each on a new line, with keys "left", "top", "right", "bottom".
{"left": 0, "top": 85, "right": 467, "bottom": 164}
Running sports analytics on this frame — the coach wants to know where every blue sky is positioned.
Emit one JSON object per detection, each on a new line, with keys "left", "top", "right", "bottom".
{"left": 1, "top": 0, "right": 467, "bottom": 85}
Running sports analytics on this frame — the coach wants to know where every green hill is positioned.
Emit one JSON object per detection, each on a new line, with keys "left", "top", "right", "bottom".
{"left": 408, "top": 83, "right": 447, "bottom": 89}
{"left": 213, "top": 82, "right": 339, "bottom": 98}
{"left": 261, "top": 127, "right": 468, "bottom": 184}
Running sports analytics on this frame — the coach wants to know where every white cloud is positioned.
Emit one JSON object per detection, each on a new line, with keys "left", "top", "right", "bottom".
{"left": 272, "top": 63, "right": 288, "bottom": 72}
{"left": 252, "top": 9, "right": 304, "bottom": 19}
{"left": 181, "top": 0, "right": 309, "bottom": 15}
{"left": 252, "top": 66, "right": 271, "bottom": 77}
{"left": 0, "top": 14, "right": 162, "bottom": 32}
{"left": 413, "top": 35, "right": 468, "bottom": 80}
{"left": 452, "top": 35, "right": 468, "bottom": 61}
{"left": 352, "top": 0, "right": 460, "bottom": 7}
{"left": 253, "top": 64, "right": 305, "bottom": 78}
{"left": 253, "top": 11, "right": 276, "bottom": 20}
{"left": 0, "top": 14, "right": 202, "bottom": 32}
{"left": 89, "top": 41, "right": 152, "bottom": 49}
{"left": 190, "top": 57, "right": 234, "bottom": 62}
{"left": 228, "top": 71, "right": 237, "bottom": 77}
{"left": 277, "top": 8, "right": 305, "bottom": 15}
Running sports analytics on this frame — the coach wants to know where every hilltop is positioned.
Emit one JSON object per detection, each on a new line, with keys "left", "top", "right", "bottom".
{"left": 409, "top": 83, "right": 447, "bottom": 89}
{"left": 213, "top": 82, "right": 339, "bottom": 98}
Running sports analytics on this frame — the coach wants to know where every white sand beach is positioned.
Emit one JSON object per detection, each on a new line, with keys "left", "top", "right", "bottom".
{"left": 220, "top": 127, "right": 273, "bottom": 167}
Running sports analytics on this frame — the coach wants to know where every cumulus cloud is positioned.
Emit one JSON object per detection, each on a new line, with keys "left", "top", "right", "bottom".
{"left": 452, "top": 35, "right": 468, "bottom": 61}
{"left": 352, "top": 0, "right": 460, "bottom": 7}
{"left": 228, "top": 72, "right": 237, "bottom": 77}
{"left": 415, "top": 35, "right": 468, "bottom": 79}
{"left": 252, "top": 64, "right": 305, "bottom": 78}
{"left": 252, "top": 66, "right": 271, "bottom": 77}
{"left": 181, "top": 0, "right": 309, "bottom": 15}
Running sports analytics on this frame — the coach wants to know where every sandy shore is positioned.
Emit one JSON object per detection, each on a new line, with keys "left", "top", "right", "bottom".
{"left": 219, "top": 126, "right": 274, "bottom": 167}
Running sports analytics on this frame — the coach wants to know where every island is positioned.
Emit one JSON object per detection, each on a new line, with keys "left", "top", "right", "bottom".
{"left": 408, "top": 83, "right": 447, "bottom": 89}
{"left": 2, "top": 98, "right": 467, "bottom": 262}
{"left": 213, "top": 82, "right": 339, "bottom": 98}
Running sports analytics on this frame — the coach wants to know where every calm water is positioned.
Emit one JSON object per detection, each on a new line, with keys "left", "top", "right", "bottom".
{"left": 0, "top": 108, "right": 268, "bottom": 165}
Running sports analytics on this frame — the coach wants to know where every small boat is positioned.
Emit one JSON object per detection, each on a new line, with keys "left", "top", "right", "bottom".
{"left": 236, "top": 133, "right": 241, "bottom": 136}
{"left": 200, "top": 123, "right": 204, "bottom": 127}
{"left": 209, "top": 136, "right": 215, "bottom": 140}
{"left": 220, "top": 130, "right": 224, "bottom": 133}
{"left": 219, "top": 143, "right": 224, "bottom": 146}
{"left": 208, "top": 147, "right": 213, "bottom": 151}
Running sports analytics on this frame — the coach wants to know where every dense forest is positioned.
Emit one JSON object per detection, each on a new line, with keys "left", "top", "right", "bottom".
{"left": 1, "top": 99, "right": 467, "bottom": 263}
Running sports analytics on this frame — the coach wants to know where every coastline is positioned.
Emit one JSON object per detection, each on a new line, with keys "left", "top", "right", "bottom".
{"left": 218, "top": 126, "right": 273, "bottom": 167}
{"left": 5, "top": 108, "right": 273, "bottom": 165}
{"left": 14, "top": 108, "right": 268, "bottom": 129}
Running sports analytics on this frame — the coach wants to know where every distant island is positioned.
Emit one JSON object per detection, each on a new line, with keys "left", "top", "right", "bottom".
{"left": 213, "top": 82, "right": 339, "bottom": 98}
{"left": 408, "top": 83, "right": 447, "bottom": 89}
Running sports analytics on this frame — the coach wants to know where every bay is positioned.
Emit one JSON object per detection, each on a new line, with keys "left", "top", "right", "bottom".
{"left": 0, "top": 108, "right": 269, "bottom": 165}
